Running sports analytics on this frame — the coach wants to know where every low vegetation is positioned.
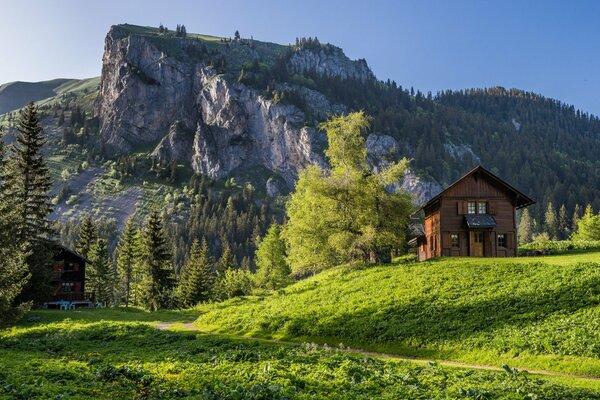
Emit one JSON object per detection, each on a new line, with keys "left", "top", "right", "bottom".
{"left": 1, "top": 310, "right": 599, "bottom": 399}
{"left": 196, "top": 254, "right": 600, "bottom": 377}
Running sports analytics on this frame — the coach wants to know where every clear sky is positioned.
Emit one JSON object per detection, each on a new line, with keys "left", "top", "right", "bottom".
{"left": 1, "top": 0, "right": 599, "bottom": 114}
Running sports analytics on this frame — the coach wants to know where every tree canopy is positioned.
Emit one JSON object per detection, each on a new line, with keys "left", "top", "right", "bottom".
{"left": 283, "top": 112, "right": 413, "bottom": 275}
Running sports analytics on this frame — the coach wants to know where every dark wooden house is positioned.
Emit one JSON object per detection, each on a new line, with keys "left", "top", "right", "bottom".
{"left": 49, "top": 245, "right": 93, "bottom": 306}
{"left": 412, "top": 165, "right": 534, "bottom": 261}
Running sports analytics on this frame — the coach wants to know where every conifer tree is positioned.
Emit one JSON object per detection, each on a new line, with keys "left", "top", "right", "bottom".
{"left": 116, "top": 217, "right": 139, "bottom": 308}
{"left": 217, "top": 241, "right": 237, "bottom": 274}
{"left": 178, "top": 238, "right": 213, "bottom": 307}
{"left": 558, "top": 204, "right": 569, "bottom": 240}
{"left": 518, "top": 208, "right": 533, "bottom": 245}
{"left": 10, "top": 102, "right": 54, "bottom": 303}
{"left": 572, "top": 204, "right": 582, "bottom": 232}
{"left": 88, "top": 239, "right": 115, "bottom": 305}
{"left": 255, "top": 224, "right": 291, "bottom": 290}
{"left": 76, "top": 215, "right": 97, "bottom": 259}
{"left": 140, "top": 209, "right": 174, "bottom": 311}
{"left": 544, "top": 202, "right": 558, "bottom": 240}
{"left": 11, "top": 102, "right": 53, "bottom": 242}
{"left": 0, "top": 129, "right": 30, "bottom": 326}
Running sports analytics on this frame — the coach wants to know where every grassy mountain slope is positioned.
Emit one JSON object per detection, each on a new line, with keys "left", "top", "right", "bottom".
{"left": 1, "top": 310, "right": 599, "bottom": 398}
{"left": 195, "top": 252, "right": 600, "bottom": 377}
{"left": 0, "top": 78, "right": 79, "bottom": 114}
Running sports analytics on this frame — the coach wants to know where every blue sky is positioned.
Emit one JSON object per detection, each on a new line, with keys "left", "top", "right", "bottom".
{"left": 2, "top": 0, "right": 599, "bottom": 114}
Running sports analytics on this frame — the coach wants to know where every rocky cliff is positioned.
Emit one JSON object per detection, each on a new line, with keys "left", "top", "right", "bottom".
{"left": 95, "top": 25, "right": 438, "bottom": 198}
{"left": 95, "top": 26, "right": 328, "bottom": 186}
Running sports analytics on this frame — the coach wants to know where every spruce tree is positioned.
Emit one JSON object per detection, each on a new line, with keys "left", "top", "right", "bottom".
{"left": 217, "top": 241, "right": 236, "bottom": 274}
{"left": 518, "top": 208, "right": 533, "bottom": 245}
{"left": 572, "top": 204, "right": 582, "bottom": 232}
{"left": 544, "top": 202, "right": 558, "bottom": 240}
{"left": 178, "top": 238, "right": 213, "bottom": 307}
{"left": 140, "top": 209, "right": 174, "bottom": 311}
{"left": 0, "top": 129, "right": 30, "bottom": 326}
{"left": 558, "top": 204, "right": 569, "bottom": 240}
{"left": 76, "top": 215, "right": 97, "bottom": 259}
{"left": 10, "top": 102, "right": 54, "bottom": 303}
{"left": 255, "top": 224, "right": 291, "bottom": 290}
{"left": 88, "top": 239, "right": 115, "bottom": 305}
{"left": 116, "top": 217, "right": 139, "bottom": 308}
{"left": 11, "top": 102, "right": 53, "bottom": 242}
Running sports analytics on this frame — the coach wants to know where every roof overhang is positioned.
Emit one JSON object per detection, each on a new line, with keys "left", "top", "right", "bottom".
{"left": 417, "top": 165, "right": 535, "bottom": 212}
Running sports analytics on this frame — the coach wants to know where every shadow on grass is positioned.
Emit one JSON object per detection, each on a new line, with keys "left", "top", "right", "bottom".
{"left": 259, "top": 273, "right": 600, "bottom": 355}
{"left": 18, "top": 307, "right": 201, "bottom": 327}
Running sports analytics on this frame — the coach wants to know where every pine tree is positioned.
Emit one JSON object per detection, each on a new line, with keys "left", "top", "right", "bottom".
{"left": 88, "top": 239, "right": 115, "bottom": 305}
{"left": 178, "top": 238, "right": 213, "bottom": 307}
{"left": 544, "top": 202, "right": 558, "bottom": 240}
{"left": 10, "top": 102, "right": 54, "bottom": 303}
{"left": 234, "top": 30, "right": 240, "bottom": 40}
{"left": 139, "top": 209, "right": 174, "bottom": 311}
{"left": 518, "top": 208, "right": 533, "bottom": 245}
{"left": 572, "top": 204, "right": 582, "bottom": 232}
{"left": 11, "top": 103, "right": 53, "bottom": 243}
{"left": 76, "top": 215, "right": 97, "bottom": 259}
{"left": 558, "top": 204, "right": 569, "bottom": 240}
{"left": 116, "top": 217, "right": 139, "bottom": 308}
{"left": 217, "top": 241, "right": 236, "bottom": 274}
{"left": 255, "top": 224, "right": 291, "bottom": 290}
{"left": 0, "top": 129, "right": 30, "bottom": 327}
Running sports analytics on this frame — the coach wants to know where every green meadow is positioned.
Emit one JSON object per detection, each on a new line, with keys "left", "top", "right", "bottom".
{"left": 4, "top": 252, "right": 600, "bottom": 398}
{"left": 196, "top": 253, "right": 600, "bottom": 378}
{"left": 1, "top": 309, "right": 599, "bottom": 399}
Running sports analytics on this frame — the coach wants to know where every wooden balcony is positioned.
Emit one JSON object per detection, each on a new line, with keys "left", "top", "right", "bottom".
{"left": 51, "top": 292, "right": 94, "bottom": 302}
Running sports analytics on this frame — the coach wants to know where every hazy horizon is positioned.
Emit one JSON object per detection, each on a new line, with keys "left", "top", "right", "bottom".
{"left": 2, "top": 0, "right": 599, "bottom": 115}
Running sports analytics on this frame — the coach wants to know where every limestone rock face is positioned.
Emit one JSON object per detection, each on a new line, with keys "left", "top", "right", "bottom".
{"left": 289, "top": 47, "right": 374, "bottom": 81}
{"left": 94, "top": 26, "right": 437, "bottom": 202}
{"left": 95, "top": 26, "right": 324, "bottom": 185}
{"left": 152, "top": 121, "right": 195, "bottom": 164}
{"left": 366, "top": 133, "right": 442, "bottom": 204}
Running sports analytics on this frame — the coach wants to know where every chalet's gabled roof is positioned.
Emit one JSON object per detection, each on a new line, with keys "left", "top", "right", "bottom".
{"left": 420, "top": 165, "right": 535, "bottom": 210}
{"left": 53, "top": 244, "right": 92, "bottom": 264}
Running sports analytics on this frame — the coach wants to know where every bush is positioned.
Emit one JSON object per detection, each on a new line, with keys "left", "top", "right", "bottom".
{"left": 520, "top": 239, "right": 600, "bottom": 253}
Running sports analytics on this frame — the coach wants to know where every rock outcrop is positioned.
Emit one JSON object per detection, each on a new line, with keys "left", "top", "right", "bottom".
{"left": 95, "top": 25, "right": 438, "bottom": 200}
{"left": 366, "top": 133, "right": 442, "bottom": 204}
{"left": 95, "top": 26, "right": 324, "bottom": 185}
{"left": 289, "top": 47, "right": 374, "bottom": 82}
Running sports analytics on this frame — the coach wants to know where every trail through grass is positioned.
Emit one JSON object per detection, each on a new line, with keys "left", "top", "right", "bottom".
{"left": 2, "top": 310, "right": 599, "bottom": 399}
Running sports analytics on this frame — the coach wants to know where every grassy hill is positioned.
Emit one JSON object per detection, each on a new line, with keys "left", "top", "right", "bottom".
{"left": 0, "top": 78, "right": 82, "bottom": 115}
{"left": 195, "top": 253, "right": 600, "bottom": 378}
{"left": 2, "top": 309, "right": 599, "bottom": 399}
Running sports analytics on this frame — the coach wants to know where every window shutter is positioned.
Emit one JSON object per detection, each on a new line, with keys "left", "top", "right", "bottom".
{"left": 442, "top": 232, "right": 450, "bottom": 249}
{"left": 506, "top": 232, "right": 514, "bottom": 248}
{"left": 458, "top": 201, "right": 468, "bottom": 215}
{"left": 488, "top": 201, "right": 496, "bottom": 215}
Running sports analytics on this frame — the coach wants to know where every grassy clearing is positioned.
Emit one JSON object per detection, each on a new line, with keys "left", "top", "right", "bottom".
{"left": 2, "top": 310, "right": 598, "bottom": 399}
{"left": 196, "top": 254, "right": 600, "bottom": 378}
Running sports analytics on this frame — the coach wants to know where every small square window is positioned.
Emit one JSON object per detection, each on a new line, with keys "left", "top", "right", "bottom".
{"left": 467, "top": 202, "right": 476, "bottom": 214}
{"left": 450, "top": 234, "right": 459, "bottom": 248}
{"left": 478, "top": 202, "right": 487, "bottom": 214}
{"left": 61, "top": 282, "right": 75, "bottom": 293}
{"left": 498, "top": 234, "right": 506, "bottom": 248}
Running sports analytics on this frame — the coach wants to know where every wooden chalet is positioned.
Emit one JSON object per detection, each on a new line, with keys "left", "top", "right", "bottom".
{"left": 48, "top": 245, "right": 94, "bottom": 307}
{"left": 411, "top": 165, "right": 534, "bottom": 261}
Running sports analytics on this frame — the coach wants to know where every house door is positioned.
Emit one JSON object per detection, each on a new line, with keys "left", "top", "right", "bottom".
{"left": 470, "top": 231, "right": 484, "bottom": 257}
